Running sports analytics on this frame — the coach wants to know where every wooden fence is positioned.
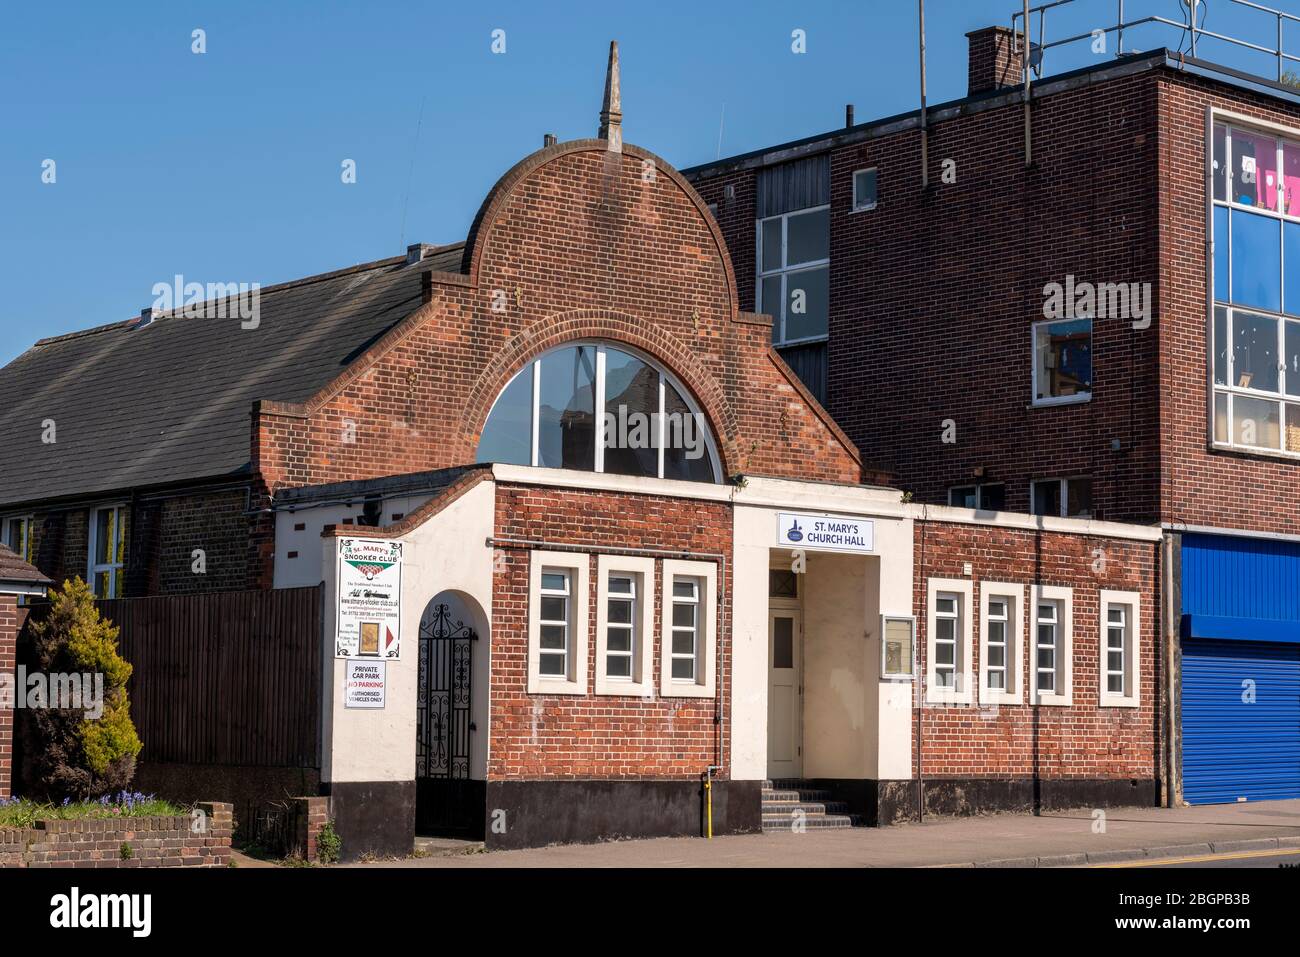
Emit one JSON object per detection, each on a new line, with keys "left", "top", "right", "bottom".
{"left": 96, "top": 586, "right": 321, "bottom": 768}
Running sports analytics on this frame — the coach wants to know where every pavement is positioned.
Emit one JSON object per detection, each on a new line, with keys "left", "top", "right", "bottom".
{"left": 341, "top": 799, "right": 1300, "bottom": 868}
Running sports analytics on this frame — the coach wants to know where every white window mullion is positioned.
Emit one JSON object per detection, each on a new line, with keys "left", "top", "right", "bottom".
{"left": 594, "top": 346, "right": 606, "bottom": 474}
{"left": 656, "top": 374, "right": 666, "bottom": 479}
{"left": 530, "top": 358, "right": 541, "bottom": 467}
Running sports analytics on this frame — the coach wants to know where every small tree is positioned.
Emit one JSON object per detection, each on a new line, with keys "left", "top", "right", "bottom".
{"left": 17, "top": 578, "right": 142, "bottom": 799}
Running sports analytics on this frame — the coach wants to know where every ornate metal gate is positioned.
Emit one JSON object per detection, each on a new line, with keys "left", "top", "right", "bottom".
{"left": 415, "top": 601, "right": 477, "bottom": 835}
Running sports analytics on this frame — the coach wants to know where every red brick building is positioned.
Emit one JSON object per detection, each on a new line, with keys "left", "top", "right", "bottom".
{"left": 0, "top": 41, "right": 1164, "bottom": 856}
{"left": 684, "top": 18, "right": 1300, "bottom": 809}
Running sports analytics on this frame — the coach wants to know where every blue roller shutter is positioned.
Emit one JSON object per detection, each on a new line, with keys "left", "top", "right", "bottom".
{"left": 1180, "top": 533, "right": 1300, "bottom": 804}
{"left": 1182, "top": 638, "right": 1300, "bottom": 804}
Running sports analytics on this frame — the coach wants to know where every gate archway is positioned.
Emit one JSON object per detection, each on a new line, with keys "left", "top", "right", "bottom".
{"left": 415, "top": 592, "right": 485, "bottom": 836}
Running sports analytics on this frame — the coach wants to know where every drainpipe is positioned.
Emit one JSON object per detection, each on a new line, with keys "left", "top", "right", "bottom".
{"left": 918, "top": 0, "right": 929, "bottom": 190}
{"left": 1023, "top": 0, "right": 1033, "bottom": 167}
{"left": 915, "top": 505, "right": 928, "bottom": 822}
{"left": 1162, "top": 532, "right": 1183, "bottom": 807}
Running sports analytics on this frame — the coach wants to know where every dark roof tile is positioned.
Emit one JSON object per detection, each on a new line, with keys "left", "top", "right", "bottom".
{"left": 0, "top": 243, "right": 465, "bottom": 507}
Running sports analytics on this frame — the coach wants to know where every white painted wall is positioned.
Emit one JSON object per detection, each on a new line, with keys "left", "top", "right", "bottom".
{"left": 274, "top": 492, "right": 435, "bottom": 588}
{"left": 320, "top": 480, "right": 495, "bottom": 784}
{"left": 731, "top": 481, "right": 914, "bottom": 783}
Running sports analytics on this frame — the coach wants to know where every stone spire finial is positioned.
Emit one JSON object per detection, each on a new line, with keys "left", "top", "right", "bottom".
{"left": 598, "top": 40, "right": 622, "bottom": 152}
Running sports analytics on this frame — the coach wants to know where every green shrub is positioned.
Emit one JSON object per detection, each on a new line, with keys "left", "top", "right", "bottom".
{"left": 16, "top": 578, "right": 143, "bottom": 800}
{"left": 119, "top": 841, "right": 133, "bottom": 860}
{"left": 317, "top": 820, "right": 341, "bottom": 864}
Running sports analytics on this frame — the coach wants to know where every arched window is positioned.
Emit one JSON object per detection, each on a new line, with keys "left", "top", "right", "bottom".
{"left": 476, "top": 342, "right": 720, "bottom": 483}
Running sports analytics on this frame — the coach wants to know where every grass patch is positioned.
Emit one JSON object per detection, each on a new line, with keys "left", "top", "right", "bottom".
{"left": 0, "top": 792, "right": 185, "bottom": 829}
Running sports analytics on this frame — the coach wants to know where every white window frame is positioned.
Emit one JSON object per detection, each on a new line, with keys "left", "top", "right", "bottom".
{"left": 851, "top": 167, "right": 878, "bottom": 212}
{"left": 979, "top": 583, "right": 1023, "bottom": 705}
{"left": 1030, "top": 585, "right": 1073, "bottom": 706}
{"left": 755, "top": 204, "right": 830, "bottom": 347}
{"left": 879, "top": 614, "right": 916, "bottom": 680}
{"left": 1031, "top": 317, "right": 1093, "bottom": 407}
{"left": 1098, "top": 588, "right": 1141, "bottom": 708}
{"left": 595, "top": 555, "right": 655, "bottom": 696}
{"left": 659, "top": 559, "right": 717, "bottom": 698}
{"left": 1208, "top": 114, "right": 1300, "bottom": 461}
{"left": 479, "top": 341, "right": 723, "bottom": 482}
{"left": 87, "top": 503, "right": 128, "bottom": 598}
{"left": 527, "top": 551, "right": 589, "bottom": 695}
{"left": 925, "top": 578, "right": 973, "bottom": 705}
{"left": 1030, "top": 476, "right": 1092, "bottom": 519}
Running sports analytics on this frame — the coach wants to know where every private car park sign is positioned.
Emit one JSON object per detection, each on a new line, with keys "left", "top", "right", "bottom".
{"left": 336, "top": 538, "right": 403, "bottom": 658}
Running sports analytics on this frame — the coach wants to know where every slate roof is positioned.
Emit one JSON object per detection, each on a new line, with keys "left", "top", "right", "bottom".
{"left": 0, "top": 244, "right": 465, "bottom": 509}
{"left": 0, "top": 542, "right": 50, "bottom": 584}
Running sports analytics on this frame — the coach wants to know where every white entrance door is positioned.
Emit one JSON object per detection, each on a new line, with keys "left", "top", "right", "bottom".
{"left": 767, "top": 608, "right": 802, "bottom": 779}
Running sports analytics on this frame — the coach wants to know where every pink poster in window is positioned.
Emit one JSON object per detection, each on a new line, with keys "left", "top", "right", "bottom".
{"left": 1284, "top": 143, "right": 1300, "bottom": 216}
{"left": 1234, "top": 130, "right": 1279, "bottom": 211}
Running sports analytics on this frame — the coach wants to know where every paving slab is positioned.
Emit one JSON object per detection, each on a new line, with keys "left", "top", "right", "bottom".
{"left": 341, "top": 798, "right": 1300, "bottom": 868}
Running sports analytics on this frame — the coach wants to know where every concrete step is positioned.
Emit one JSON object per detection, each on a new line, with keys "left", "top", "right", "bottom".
{"left": 761, "top": 801, "right": 851, "bottom": 816}
{"left": 761, "top": 813, "right": 856, "bottom": 830}
{"left": 763, "top": 791, "right": 834, "bottom": 805}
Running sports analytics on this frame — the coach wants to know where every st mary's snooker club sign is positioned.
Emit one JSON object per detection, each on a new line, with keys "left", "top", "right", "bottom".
{"left": 777, "top": 511, "right": 874, "bottom": 553}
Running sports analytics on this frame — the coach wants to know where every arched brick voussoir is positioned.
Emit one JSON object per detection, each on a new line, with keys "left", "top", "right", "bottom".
{"left": 460, "top": 139, "right": 741, "bottom": 321}
{"left": 458, "top": 309, "right": 743, "bottom": 478}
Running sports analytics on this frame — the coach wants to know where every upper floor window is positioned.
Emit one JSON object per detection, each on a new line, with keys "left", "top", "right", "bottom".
{"left": 1211, "top": 121, "right": 1300, "bottom": 458}
{"left": 1031, "top": 477, "right": 1092, "bottom": 519}
{"left": 757, "top": 205, "right": 830, "bottom": 346}
{"left": 852, "top": 168, "right": 878, "bottom": 212}
{"left": 88, "top": 504, "right": 128, "bottom": 598}
{"left": 476, "top": 342, "right": 720, "bottom": 483}
{"left": 3, "top": 515, "right": 34, "bottom": 604}
{"left": 948, "top": 483, "right": 1005, "bottom": 511}
{"left": 1032, "top": 318, "right": 1092, "bottom": 405}
{"left": 3, "top": 515, "right": 31, "bottom": 563}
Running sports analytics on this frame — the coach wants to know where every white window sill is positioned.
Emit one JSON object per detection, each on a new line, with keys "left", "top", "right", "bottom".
{"left": 1031, "top": 693, "right": 1073, "bottom": 707}
{"left": 849, "top": 203, "right": 877, "bottom": 214}
{"left": 660, "top": 680, "right": 713, "bottom": 699}
{"left": 1099, "top": 695, "right": 1139, "bottom": 709}
{"left": 594, "top": 678, "right": 653, "bottom": 697}
{"left": 527, "top": 677, "right": 586, "bottom": 696}
{"left": 925, "top": 680, "right": 974, "bottom": 706}
{"left": 981, "top": 687, "right": 1022, "bottom": 706}
{"left": 1211, "top": 439, "right": 1300, "bottom": 462}
{"left": 1030, "top": 394, "right": 1091, "bottom": 409}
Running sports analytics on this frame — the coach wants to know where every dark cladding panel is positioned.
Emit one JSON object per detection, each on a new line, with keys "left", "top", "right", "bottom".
{"left": 758, "top": 154, "right": 830, "bottom": 218}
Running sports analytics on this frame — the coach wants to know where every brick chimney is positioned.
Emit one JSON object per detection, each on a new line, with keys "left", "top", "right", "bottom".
{"left": 966, "top": 26, "right": 1024, "bottom": 96}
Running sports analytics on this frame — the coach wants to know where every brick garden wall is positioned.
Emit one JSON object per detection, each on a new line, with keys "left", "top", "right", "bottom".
{"left": 488, "top": 482, "right": 732, "bottom": 780}
{"left": 913, "top": 521, "right": 1160, "bottom": 781}
{"left": 0, "top": 801, "right": 232, "bottom": 868}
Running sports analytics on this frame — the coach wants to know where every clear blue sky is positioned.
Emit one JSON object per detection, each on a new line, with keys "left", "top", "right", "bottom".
{"left": 1, "top": 0, "right": 1291, "bottom": 364}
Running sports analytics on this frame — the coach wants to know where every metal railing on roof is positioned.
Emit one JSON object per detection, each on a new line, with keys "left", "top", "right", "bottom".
{"left": 1012, "top": 0, "right": 1300, "bottom": 84}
